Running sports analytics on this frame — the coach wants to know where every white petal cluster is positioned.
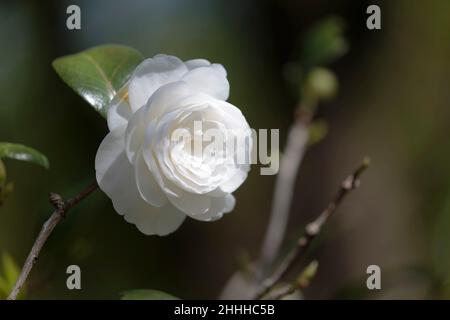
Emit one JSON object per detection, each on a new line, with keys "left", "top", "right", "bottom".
{"left": 95, "top": 55, "right": 251, "bottom": 235}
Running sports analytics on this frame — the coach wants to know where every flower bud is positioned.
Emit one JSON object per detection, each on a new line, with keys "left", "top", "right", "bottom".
{"left": 305, "top": 67, "right": 338, "bottom": 101}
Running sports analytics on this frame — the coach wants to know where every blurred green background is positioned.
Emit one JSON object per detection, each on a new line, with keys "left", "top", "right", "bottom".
{"left": 1, "top": 0, "right": 450, "bottom": 299}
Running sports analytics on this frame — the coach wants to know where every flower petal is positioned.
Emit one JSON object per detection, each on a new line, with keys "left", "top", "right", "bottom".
{"left": 95, "top": 129, "right": 141, "bottom": 214}
{"left": 182, "top": 66, "right": 230, "bottom": 101}
{"left": 184, "top": 59, "right": 211, "bottom": 70}
{"left": 211, "top": 63, "right": 227, "bottom": 76}
{"left": 124, "top": 201, "right": 186, "bottom": 236}
{"left": 95, "top": 126, "right": 126, "bottom": 187}
{"left": 167, "top": 192, "right": 211, "bottom": 216}
{"left": 128, "top": 54, "right": 188, "bottom": 111}
{"left": 142, "top": 147, "right": 183, "bottom": 198}
{"left": 220, "top": 168, "right": 249, "bottom": 193}
{"left": 135, "top": 150, "right": 167, "bottom": 207}
{"left": 105, "top": 156, "right": 185, "bottom": 236}
{"left": 95, "top": 126, "right": 184, "bottom": 236}
{"left": 107, "top": 84, "right": 132, "bottom": 131}
{"left": 125, "top": 106, "right": 147, "bottom": 164}
{"left": 190, "top": 194, "right": 235, "bottom": 221}
{"left": 145, "top": 81, "right": 194, "bottom": 121}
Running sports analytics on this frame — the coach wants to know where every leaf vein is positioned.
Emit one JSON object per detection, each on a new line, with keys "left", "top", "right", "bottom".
{"left": 83, "top": 53, "right": 116, "bottom": 98}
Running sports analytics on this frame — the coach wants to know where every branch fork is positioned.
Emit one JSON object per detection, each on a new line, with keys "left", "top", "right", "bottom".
{"left": 7, "top": 181, "right": 98, "bottom": 300}
{"left": 255, "top": 158, "right": 369, "bottom": 299}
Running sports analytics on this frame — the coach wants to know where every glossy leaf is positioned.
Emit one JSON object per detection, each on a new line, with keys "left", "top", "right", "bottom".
{"left": 0, "top": 143, "right": 49, "bottom": 169}
{"left": 121, "top": 289, "right": 179, "bottom": 300}
{"left": 52, "top": 45, "right": 144, "bottom": 117}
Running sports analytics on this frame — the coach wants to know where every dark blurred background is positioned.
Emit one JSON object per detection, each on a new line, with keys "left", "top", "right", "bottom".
{"left": 1, "top": 0, "right": 449, "bottom": 299}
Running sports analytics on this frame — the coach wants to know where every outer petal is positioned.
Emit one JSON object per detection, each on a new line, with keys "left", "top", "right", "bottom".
{"left": 128, "top": 54, "right": 188, "bottom": 111}
{"left": 220, "top": 167, "right": 249, "bottom": 193}
{"left": 123, "top": 199, "right": 186, "bottom": 236}
{"left": 95, "top": 128, "right": 141, "bottom": 215}
{"left": 145, "top": 81, "right": 195, "bottom": 121}
{"left": 189, "top": 194, "right": 235, "bottom": 221}
{"left": 107, "top": 84, "right": 132, "bottom": 131}
{"left": 135, "top": 150, "right": 167, "bottom": 207}
{"left": 95, "top": 126, "right": 127, "bottom": 187}
{"left": 125, "top": 106, "right": 147, "bottom": 163}
{"left": 182, "top": 66, "right": 230, "bottom": 101}
{"left": 211, "top": 63, "right": 227, "bottom": 77}
{"left": 216, "top": 100, "right": 250, "bottom": 129}
{"left": 184, "top": 59, "right": 227, "bottom": 76}
{"left": 184, "top": 59, "right": 210, "bottom": 70}
{"left": 167, "top": 192, "right": 211, "bottom": 216}
{"left": 95, "top": 126, "right": 185, "bottom": 236}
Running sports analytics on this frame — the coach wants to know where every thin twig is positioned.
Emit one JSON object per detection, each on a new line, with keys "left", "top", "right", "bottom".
{"left": 255, "top": 158, "right": 370, "bottom": 299}
{"left": 219, "top": 108, "right": 313, "bottom": 299}
{"left": 271, "top": 260, "right": 318, "bottom": 300}
{"left": 257, "top": 109, "right": 312, "bottom": 276}
{"left": 7, "top": 181, "right": 98, "bottom": 300}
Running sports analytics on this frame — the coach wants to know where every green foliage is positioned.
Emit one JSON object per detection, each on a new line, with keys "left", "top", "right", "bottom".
{"left": 0, "top": 181, "right": 14, "bottom": 207}
{"left": 296, "top": 260, "right": 319, "bottom": 288}
{"left": 52, "top": 45, "right": 144, "bottom": 118}
{"left": 301, "top": 16, "right": 348, "bottom": 70}
{"left": 287, "top": 17, "right": 347, "bottom": 110}
{"left": 0, "top": 143, "right": 49, "bottom": 169}
{"left": 0, "top": 252, "right": 22, "bottom": 299}
{"left": 121, "top": 289, "right": 179, "bottom": 300}
{"left": 0, "top": 143, "right": 48, "bottom": 206}
{"left": 0, "top": 159, "right": 5, "bottom": 185}
{"left": 308, "top": 120, "right": 329, "bottom": 146}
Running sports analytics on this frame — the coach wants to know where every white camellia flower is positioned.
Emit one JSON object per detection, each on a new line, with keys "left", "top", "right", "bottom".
{"left": 95, "top": 54, "right": 251, "bottom": 236}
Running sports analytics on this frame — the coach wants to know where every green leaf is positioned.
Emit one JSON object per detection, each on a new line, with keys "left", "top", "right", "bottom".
{"left": 121, "top": 289, "right": 179, "bottom": 300}
{"left": 52, "top": 44, "right": 144, "bottom": 117}
{"left": 0, "top": 143, "right": 49, "bottom": 169}
{"left": 301, "top": 16, "right": 348, "bottom": 69}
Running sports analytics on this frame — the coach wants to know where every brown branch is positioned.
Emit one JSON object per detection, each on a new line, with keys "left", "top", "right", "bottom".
{"left": 271, "top": 260, "right": 318, "bottom": 300}
{"left": 255, "top": 158, "right": 370, "bottom": 299}
{"left": 219, "top": 109, "right": 313, "bottom": 299}
{"left": 257, "top": 109, "right": 312, "bottom": 276}
{"left": 7, "top": 180, "right": 98, "bottom": 300}
{"left": 219, "top": 108, "right": 315, "bottom": 299}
